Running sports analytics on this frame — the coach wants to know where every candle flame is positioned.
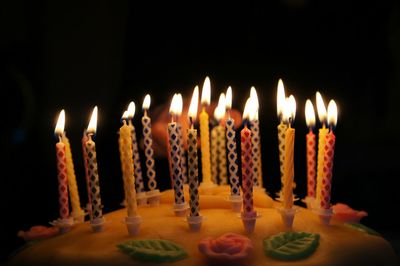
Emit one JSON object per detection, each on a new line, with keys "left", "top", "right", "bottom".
{"left": 316, "top": 91, "right": 327, "bottom": 124}
{"left": 225, "top": 86, "right": 232, "bottom": 109}
{"left": 214, "top": 93, "right": 226, "bottom": 121}
{"left": 327, "top": 100, "right": 338, "bottom": 127}
{"left": 127, "top": 101, "right": 135, "bottom": 119}
{"left": 250, "top": 86, "right": 259, "bottom": 110}
{"left": 305, "top": 99, "right": 316, "bottom": 128}
{"left": 87, "top": 106, "right": 98, "bottom": 134}
{"left": 169, "top": 93, "right": 183, "bottom": 116}
{"left": 142, "top": 94, "right": 151, "bottom": 110}
{"left": 288, "top": 95, "right": 297, "bottom": 121}
{"left": 282, "top": 98, "right": 291, "bottom": 124}
{"left": 201, "top": 76, "right": 211, "bottom": 106}
{"left": 121, "top": 110, "right": 129, "bottom": 121}
{"left": 188, "top": 86, "right": 199, "bottom": 121}
{"left": 243, "top": 97, "right": 257, "bottom": 121}
{"left": 277, "top": 79, "right": 286, "bottom": 120}
{"left": 54, "top": 109, "right": 65, "bottom": 136}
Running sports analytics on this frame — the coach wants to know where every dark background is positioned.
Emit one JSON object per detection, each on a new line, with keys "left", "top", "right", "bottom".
{"left": 1, "top": 0, "right": 400, "bottom": 262}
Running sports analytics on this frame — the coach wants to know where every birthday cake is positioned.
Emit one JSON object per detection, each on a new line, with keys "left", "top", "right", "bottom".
{"left": 7, "top": 186, "right": 398, "bottom": 266}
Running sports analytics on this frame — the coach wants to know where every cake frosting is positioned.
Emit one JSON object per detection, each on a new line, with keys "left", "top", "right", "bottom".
{"left": 7, "top": 186, "right": 398, "bottom": 266}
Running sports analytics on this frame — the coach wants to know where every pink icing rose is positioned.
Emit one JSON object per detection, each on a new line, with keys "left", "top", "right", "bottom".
{"left": 17, "top": 225, "right": 60, "bottom": 241}
{"left": 332, "top": 203, "right": 368, "bottom": 223}
{"left": 198, "top": 233, "right": 253, "bottom": 260}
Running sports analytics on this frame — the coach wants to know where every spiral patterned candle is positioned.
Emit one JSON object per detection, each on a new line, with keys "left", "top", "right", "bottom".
{"left": 306, "top": 131, "right": 316, "bottom": 197}
{"left": 187, "top": 127, "right": 200, "bottom": 217}
{"left": 85, "top": 135, "right": 103, "bottom": 220}
{"left": 217, "top": 125, "right": 227, "bottom": 185}
{"left": 56, "top": 140, "right": 70, "bottom": 219}
{"left": 316, "top": 126, "right": 329, "bottom": 203}
{"left": 251, "top": 120, "right": 261, "bottom": 187}
{"left": 177, "top": 123, "right": 187, "bottom": 184}
{"left": 241, "top": 125, "right": 254, "bottom": 216}
{"left": 277, "top": 122, "right": 288, "bottom": 191}
{"left": 142, "top": 114, "right": 157, "bottom": 191}
{"left": 119, "top": 121, "right": 138, "bottom": 217}
{"left": 129, "top": 123, "right": 145, "bottom": 193}
{"left": 81, "top": 131, "right": 92, "bottom": 217}
{"left": 199, "top": 108, "right": 212, "bottom": 184}
{"left": 62, "top": 133, "right": 84, "bottom": 218}
{"left": 168, "top": 122, "right": 185, "bottom": 205}
{"left": 226, "top": 118, "right": 240, "bottom": 196}
{"left": 210, "top": 126, "right": 218, "bottom": 184}
{"left": 282, "top": 127, "right": 295, "bottom": 209}
{"left": 320, "top": 131, "right": 336, "bottom": 209}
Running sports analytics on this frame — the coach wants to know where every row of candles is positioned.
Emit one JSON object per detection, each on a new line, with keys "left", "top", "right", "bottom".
{"left": 53, "top": 77, "right": 337, "bottom": 234}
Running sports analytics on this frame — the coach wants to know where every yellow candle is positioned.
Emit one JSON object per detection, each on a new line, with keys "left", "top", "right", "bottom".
{"left": 118, "top": 113, "right": 137, "bottom": 217}
{"left": 315, "top": 92, "right": 328, "bottom": 203}
{"left": 214, "top": 93, "right": 227, "bottom": 185}
{"left": 282, "top": 96, "right": 296, "bottom": 209}
{"left": 199, "top": 77, "right": 212, "bottom": 184}
{"left": 276, "top": 79, "right": 287, "bottom": 195}
{"left": 62, "top": 132, "right": 84, "bottom": 219}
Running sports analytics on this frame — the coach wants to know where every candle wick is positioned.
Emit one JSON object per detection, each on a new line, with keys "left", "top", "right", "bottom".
{"left": 189, "top": 116, "right": 193, "bottom": 128}
{"left": 144, "top": 109, "right": 148, "bottom": 117}
{"left": 58, "top": 135, "right": 63, "bottom": 142}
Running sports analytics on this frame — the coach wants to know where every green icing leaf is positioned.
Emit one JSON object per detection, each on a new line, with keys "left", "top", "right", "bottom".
{"left": 344, "top": 223, "right": 381, "bottom": 236}
{"left": 117, "top": 239, "right": 188, "bottom": 262}
{"left": 263, "top": 232, "right": 320, "bottom": 260}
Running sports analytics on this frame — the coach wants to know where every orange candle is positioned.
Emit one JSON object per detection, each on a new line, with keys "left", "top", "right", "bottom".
{"left": 305, "top": 100, "right": 317, "bottom": 198}
{"left": 54, "top": 110, "right": 69, "bottom": 219}
{"left": 320, "top": 100, "right": 338, "bottom": 210}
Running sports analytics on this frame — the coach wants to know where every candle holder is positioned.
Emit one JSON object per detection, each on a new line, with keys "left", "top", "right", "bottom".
{"left": 173, "top": 202, "right": 189, "bottom": 217}
{"left": 226, "top": 195, "right": 242, "bottom": 212}
{"left": 50, "top": 217, "right": 74, "bottom": 234}
{"left": 146, "top": 189, "right": 161, "bottom": 206}
{"left": 90, "top": 217, "right": 106, "bottom": 233}
{"left": 123, "top": 215, "right": 142, "bottom": 236}
{"left": 315, "top": 208, "right": 333, "bottom": 225}
{"left": 186, "top": 215, "right": 205, "bottom": 231}
{"left": 276, "top": 206, "right": 299, "bottom": 230}
{"left": 238, "top": 212, "right": 261, "bottom": 234}
{"left": 136, "top": 192, "right": 148, "bottom": 206}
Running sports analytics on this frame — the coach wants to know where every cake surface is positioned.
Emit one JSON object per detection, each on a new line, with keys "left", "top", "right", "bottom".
{"left": 8, "top": 186, "right": 398, "bottom": 266}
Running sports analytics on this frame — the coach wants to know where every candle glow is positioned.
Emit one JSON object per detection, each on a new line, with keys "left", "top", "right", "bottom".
{"left": 214, "top": 93, "right": 226, "bottom": 121}
{"left": 316, "top": 92, "right": 327, "bottom": 124}
{"left": 188, "top": 86, "right": 199, "bottom": 121}
{"left": 201, "top": 77, "right": 211, "bottom": 106}
{"left": 277, "top": 79, "right": 286, "bottom": 120}
{"left": 127, "top": 102, "right": 135, "bottom": 119}
{"left": 305, "top": 100, "right": 316, "bottom": 128}
{"left": 142, "top": 94, "right": 151, "bottom": 110}
{"left": 87, "top": 106, "right": 98, "bottom": 134}
{"left": 327, "top": 100, "right": 338, "bottom": 127}
{"left": 225, "top": 86, "right": 232, "bottom": 110}
{"left": 55, "top": 110, "right": 65, "bottom": 136}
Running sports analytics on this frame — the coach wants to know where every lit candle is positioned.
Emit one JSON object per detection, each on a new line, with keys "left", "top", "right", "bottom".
{"left": 315, "top": 92, "right": 329, "bottom": 204}
{"left": 119, "top": 111, "right": 138, "bottom": 218}
{"left": 54, "top": 110, "right": 70, "bottom": 220}
{"left": 85, "top": 107, "right": 104, "bottom": 222}
{"left": 282, "top": 96, "right": 296, "bottom": 209}
{"left": 187, "top": 86, "right": 200, "bottom": 217}
{"left": 141, "top": 95, "right": 158, "bottom": 193}
{"left": 81, "top": 129, "right": 92, "bottom": 218}
{"left": 175, "top": 94, "right": 188, "bottom": 184}
{"left": 241, "top": 98, "right": 257, "bottom": 217}
{"left": 250, "top": 87, "right": 262, "bottom": 187}
{"left": 277, "top": 79, "right": 288, "bottom": 195}
{"left": 126, "top": 102, "right": 145, "bottom": 196}
{"left": 199, "top": 77, "right": 213, "bottom": 186}
{"left": 305, "top": 100, "right": 317, "bottom": 198}
{"left": 320, "top": 100, "right": 337, "bottom": 210}
{"left": 212, "top": 93, "right": 227, "bottom": 185}
{"left": 61, "top": 130, "right": 84, "bottom": 221}
{"left": 225, "top": 87, "right": 240, "bottom": 197}
{"left": 168, "top": 94, "right": 186, "bottom": 216}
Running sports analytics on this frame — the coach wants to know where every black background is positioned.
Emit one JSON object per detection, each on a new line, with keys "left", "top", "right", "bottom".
{"left": 1, "top": 0, "right": 400, "bottom": 262}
